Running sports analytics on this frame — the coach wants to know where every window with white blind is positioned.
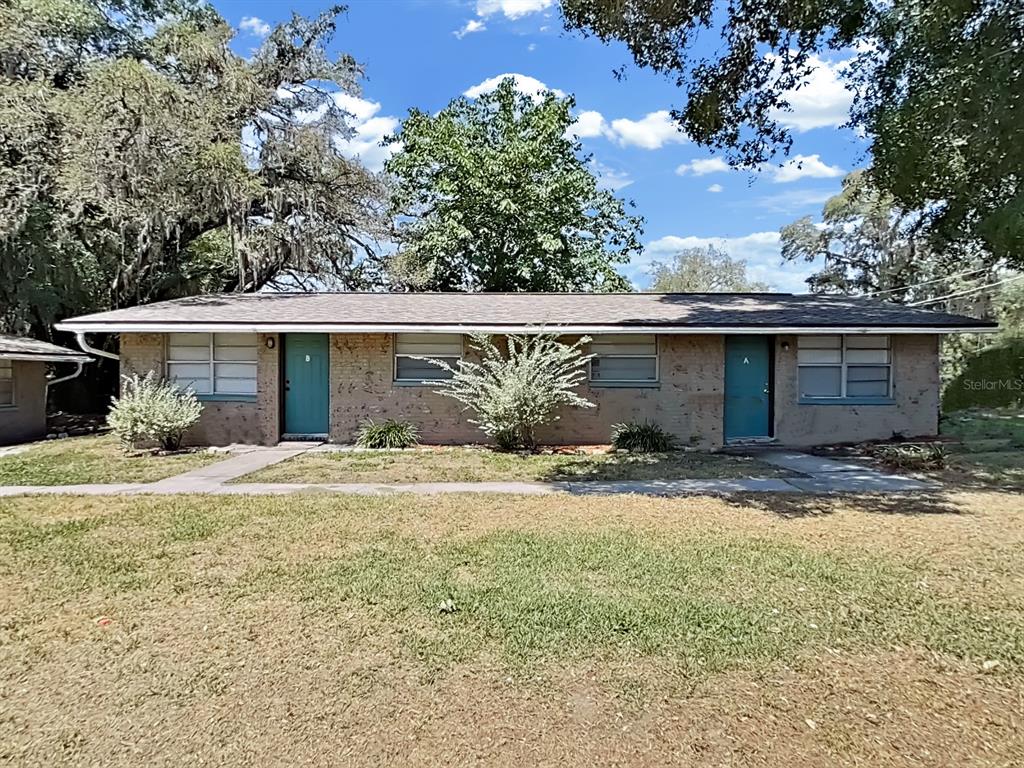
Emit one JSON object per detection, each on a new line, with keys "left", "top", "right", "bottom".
{"left": 394, "top": 333, "right": 462, "bottom": 382}
{"left": 797, "top": 335, "right": 892, "bottom": 401}
{"left": 589, "top": 334, "right": 659, "bottom": 384}
{"left": 166, "top": 333, "right": 257, "bottom": 396}
{"left": 0, "top": 360, "right": 13, "bottom": 406}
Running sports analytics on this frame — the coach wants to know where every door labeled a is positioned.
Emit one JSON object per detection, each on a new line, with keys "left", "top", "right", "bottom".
{"left": 724, "top": 336, "right": 771, "bottom": 440}
{"left": 283, "top": 333, "right": 329, "bottom": 436}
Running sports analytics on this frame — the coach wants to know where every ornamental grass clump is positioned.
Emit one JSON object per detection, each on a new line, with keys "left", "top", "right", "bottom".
{"left": 421, "top": 332, "right": 595, "bottom": 451}
{"left": 610, "top": 421, "right": 678, "bottom": 453}
{"left": 107, "top": 372, "right": 203, "bottom": 452}
{"left": 356, "top": 419, "right": 420, "bottom": 449}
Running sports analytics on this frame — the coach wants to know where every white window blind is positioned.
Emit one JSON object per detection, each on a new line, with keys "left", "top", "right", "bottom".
{"left": 166, "top": 333, "right": 257, "bottom": 395}
{"left": 0, "top": 360, "right": 12, "bottom": 406}
{"left": 797, "top": 335, "right": 891, "bottom": 400}
{"left": 589, "top": 334, "right": 658, "bottom": 384}
{"left": 394, "top": 333, "right": 461, "bottom": 382}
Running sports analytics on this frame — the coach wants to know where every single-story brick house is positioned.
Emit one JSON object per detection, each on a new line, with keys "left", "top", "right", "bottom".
{"left": 0, "top": 335, "right": 92, "bottom": 445}
{"left": 56, "top": 292, "right": 995, "bottom": 448}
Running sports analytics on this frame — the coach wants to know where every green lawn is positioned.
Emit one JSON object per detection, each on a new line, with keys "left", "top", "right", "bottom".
{"left": 235, "top": 447, "right": 791, "bottom": 484}
{"left": 0, "top": 434, "right": 223, "bottom": 485}
{"left": 940, "top": 408, "right": 1024, "bottom": 487}
{"left": 1, "top": 491, "right": 1021, "bottom": 765}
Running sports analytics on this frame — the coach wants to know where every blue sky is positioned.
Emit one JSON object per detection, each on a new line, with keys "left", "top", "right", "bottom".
{"left": 219, "top": 0, "right": 868, "bottom": 292}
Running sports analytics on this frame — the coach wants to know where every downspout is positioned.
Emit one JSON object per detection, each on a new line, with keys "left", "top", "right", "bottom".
{"left": 45, "top": 361, "right": 87, "bottom": 395}
{"left": 75, "top": 332, "right": 119, "bottom": 361}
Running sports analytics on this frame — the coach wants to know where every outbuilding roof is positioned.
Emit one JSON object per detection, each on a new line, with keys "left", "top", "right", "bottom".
{"left": 0, "top": 334, "right": 91, "bottom": 362}
{"left": 55, "top": 292, "right": 997, "bottom": 335}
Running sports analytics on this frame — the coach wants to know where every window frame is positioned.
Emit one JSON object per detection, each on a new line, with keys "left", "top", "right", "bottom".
{"left": 165, "top": 333, "right": 258, "bottom": 399}
{"left": 0, "top": 359, "right": 14, "bottom": 408}
{"left": 588, "top": 334, "right": 660, "bottom": 387}
{"left": 797, "top": 335, "right": 893, "bottom": 403}
{"left": 393, "top": 333, "right": 464, "bottom": 385}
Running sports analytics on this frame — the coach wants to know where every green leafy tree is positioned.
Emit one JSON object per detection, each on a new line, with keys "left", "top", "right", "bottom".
{"left": 780, "top": 171, "right": 1000, "bottom": 305}
{"left": 995, "top": 281, "right": 1024, "bottom": 338}
{"left": 649, "top": 245, "right": 769, "bottom": 292}
{"left": 384, "top": 78, "right": 642, "bottom": 292}
{"left": 560, "top": 0, "right": 1023, "bottom": 268}
{"left": 0, "top": 0, "right": 386, "bottom": 340}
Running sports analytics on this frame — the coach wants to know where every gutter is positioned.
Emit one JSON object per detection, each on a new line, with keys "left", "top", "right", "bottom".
{"left": 75, "top": 332, "right": 119, "bottom": 361}
{"left": 55, "top": 323, "right": 1001, "bottom": 336}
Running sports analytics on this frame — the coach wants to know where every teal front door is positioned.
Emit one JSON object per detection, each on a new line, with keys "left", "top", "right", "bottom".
{"left": 284, "top": 333, "right": 329, "bottom": 436}
{"left": 724, "top": 336, "right": 772, "bottom": 441}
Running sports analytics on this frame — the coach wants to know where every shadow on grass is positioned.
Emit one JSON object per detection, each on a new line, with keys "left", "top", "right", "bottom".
{"left": 722, "top": 491, "right": 969, "bottom": 519}
{"left": 533, "top": 451, "right": 783, "bottom": 483}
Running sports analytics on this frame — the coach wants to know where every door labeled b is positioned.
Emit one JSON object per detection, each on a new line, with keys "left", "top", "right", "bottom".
{"left": 724, "top": 336, "right": 771, "bottom": 440}
{"left": 283, "top": 333, "right": 329, "bottom": 435}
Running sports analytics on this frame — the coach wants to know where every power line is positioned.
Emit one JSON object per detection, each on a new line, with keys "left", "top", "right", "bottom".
{"left": 862, "top": 266, "right": 995, "bottom": 298}
{"left": 907, "top": 273, "right": 1024, "bottom": 307}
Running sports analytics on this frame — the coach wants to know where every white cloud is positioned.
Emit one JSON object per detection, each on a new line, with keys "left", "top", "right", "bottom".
{"left": 330, "top": 93, "right": 400, "bottom": 173}
{"left": 609, "top": 110, "right": 687, "bottom": 150}
{"left": 771, "top": 54, "right": 854, "bottom": 132}
{"left": 675, "top": 152, "right": 844, "bottom": 184}
{"left": 454, "top": 19, "right": 486, "bottom": 39}
{"left": 239, "top": 16, "right": 271, "bottom": 37}
{"left": 764, "top": 154, "right": 844, "bottom": 183}
{"left": 590, "top": 160, "right": 633, "bottom": 191}
{"left": 527, "top": 43, "right": 537, "bottom": 52}
{"left": 750, "top": 187, "right": 835, "bottom": 214}
{"left": 629, "top": 232, "right": 820, "bottom": 292}
{"left": 476, "top": 0, "right": 553, "bottom": 19}
{"left": 707, "top": 183, "right": 723, "bottom": 193}
{"left": 463, "top": 73, "right": 565, "bottom": 101}
{"left": 567, "top": 110, "right": 610, "bottom": 139}
{"left": 676, "top": 157, "right": 730, "bottom": 176}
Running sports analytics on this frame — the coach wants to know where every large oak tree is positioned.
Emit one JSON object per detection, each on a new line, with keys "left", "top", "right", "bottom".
{"left": 1, "top": 0, "right": 386, "bottom": 340}
{"left": 560, "top": 0, "right": 1023, "bottom": 268}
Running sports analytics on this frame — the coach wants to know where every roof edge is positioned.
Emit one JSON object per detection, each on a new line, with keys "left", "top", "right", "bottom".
{"left": 0, "top": 352, "right": 92, "bottom": 363}
{"left": 55, "top": 321, "right": 999, "bottom": 335}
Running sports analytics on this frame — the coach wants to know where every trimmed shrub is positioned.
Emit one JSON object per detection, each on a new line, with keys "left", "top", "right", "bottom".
{"left": 871, "top": 443, "right": 947, "bottom": 471}
{"left": 421, "top": 332, "right": 594, "bottom": 451}
{"left": 610, "top": 421, "right": 678, "bottom": 453}
{"left": 356, "top": 418, "right": 420, "bottom": 449}
{"left": 107, "top": 372, "right": 203, "bottom": 452}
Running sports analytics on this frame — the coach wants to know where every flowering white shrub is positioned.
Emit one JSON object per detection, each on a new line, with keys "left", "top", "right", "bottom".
{"left": 107, "top": 372, "right": 203, "bottom": 452}
{"left": 423, "top": 332, "right": 594, "bottom": 450}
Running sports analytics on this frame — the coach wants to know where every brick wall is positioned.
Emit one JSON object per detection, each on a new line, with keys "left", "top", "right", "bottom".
{"left": 120, "top": 333, "right": 269, "bottom": 446}
{"left": 119, "top": 331, "right": 941, "bottom": 449}
{"left": 0, "top": 361, "right": 48, "bottom": 445}
{"left": 327, "top": 333, "right": 725, "bottom": 447}
{"left": 773, "top": 333, "right": 940, "bottom": 446}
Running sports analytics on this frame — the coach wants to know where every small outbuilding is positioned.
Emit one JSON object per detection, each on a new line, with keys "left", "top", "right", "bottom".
{"left": 0, "top": 335, "right": 92, "bottom": 446}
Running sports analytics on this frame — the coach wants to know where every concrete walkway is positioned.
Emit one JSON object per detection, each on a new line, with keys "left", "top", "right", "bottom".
{"left": 0, "top": 446, "right": 937, "bottom": 497}
{"left": 143, "top": 443, "right": 318, "bottom": 493}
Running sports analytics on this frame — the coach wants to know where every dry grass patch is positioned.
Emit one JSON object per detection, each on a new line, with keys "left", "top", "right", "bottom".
{"left": 235, "top": 447, "right": 789, "bottom": 484}
{"left": 1, "top": 491, "right": 1022, "bottom": 766}
{"left": 0, "top": 434, "right": 222, "bottom": 485}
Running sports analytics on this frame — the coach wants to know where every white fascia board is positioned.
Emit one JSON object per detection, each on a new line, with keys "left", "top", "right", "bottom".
{"left": 55, "top": 322, "right": 999, "bottom": 335}
{"left": 0, "top": 353, "right": 92, "bottom": 363}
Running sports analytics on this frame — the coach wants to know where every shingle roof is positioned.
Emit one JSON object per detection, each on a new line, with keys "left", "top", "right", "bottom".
{"left": 56, "top": 292, "right": 997, "bottom": 333}
{"left": 0, "top": 334, "right": 91, "bottom": 362}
